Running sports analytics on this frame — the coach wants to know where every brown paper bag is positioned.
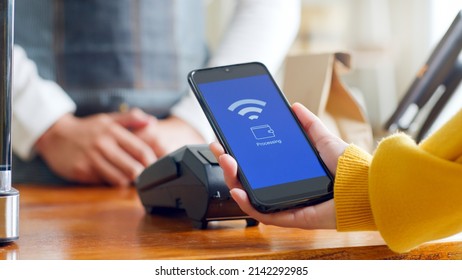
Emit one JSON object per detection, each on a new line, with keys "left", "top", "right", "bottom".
{"left": 283, "top": 52, "right": 374, "bottom": 152}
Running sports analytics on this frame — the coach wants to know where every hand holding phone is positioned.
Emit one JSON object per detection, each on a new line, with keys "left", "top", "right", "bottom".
{"left": 210, "top": 141, "right": 337, "bottom": 229}
{"left": 209, "top": 102, "right": 347, "bottom": 229}
{"left": 188, "top": 62, "right": 337, "bottom": 213}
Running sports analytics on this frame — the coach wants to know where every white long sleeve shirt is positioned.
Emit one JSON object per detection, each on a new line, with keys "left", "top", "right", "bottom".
{"left": 12, "top": 0, "right": 301, "bottom": 160}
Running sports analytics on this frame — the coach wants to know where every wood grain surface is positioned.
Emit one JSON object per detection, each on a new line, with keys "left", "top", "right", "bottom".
{"left": 1, "top": 185, "right": 461, "bottom": 260}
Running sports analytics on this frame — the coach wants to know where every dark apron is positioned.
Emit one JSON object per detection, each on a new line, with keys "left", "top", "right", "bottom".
{"left": 13, "top": 0, "right": 208, "bottom": 184}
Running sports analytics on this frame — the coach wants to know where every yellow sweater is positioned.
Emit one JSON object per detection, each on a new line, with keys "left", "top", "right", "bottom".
{"left": 334, "top": 109, "right": 462, "bottom": 253}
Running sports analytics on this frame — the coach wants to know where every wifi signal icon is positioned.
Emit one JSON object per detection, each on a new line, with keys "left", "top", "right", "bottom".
{"left": 228, "top": 99, "right": 267, "bottom": 120}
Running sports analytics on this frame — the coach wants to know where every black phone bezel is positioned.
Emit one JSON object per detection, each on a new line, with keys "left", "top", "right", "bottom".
{"left": 188, "top": 62, "right": 334, "bottom": 213}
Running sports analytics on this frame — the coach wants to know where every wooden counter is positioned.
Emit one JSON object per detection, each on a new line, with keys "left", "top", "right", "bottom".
{"left": 1, "top": 185, "right": 461, "bottom": 260}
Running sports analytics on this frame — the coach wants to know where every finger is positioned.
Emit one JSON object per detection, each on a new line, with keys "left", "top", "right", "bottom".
{"left": 265, "top": 200, "right": 336, "bottom": 229}
{"left": 229, "top": 188, "right": 292, "bottom": 227}
{"left": 292, "top": 103, "right": 347, "bottom": 174}
{"left": 209, "top": 141, "right": 225, "bottom": 160}
{"left": 60, "top": 161, "right": 103, "bottom": 185}
{"left": 231, "top": 188, "right": 333, "bottom": 229}
{"left": 110, "top": 108, "right": 152, "bottom": 130}
{"left": 229, "top": 188, "right": 263, "bottom": 217}
{"left": 75, "top": 167, "right": 102, "bottom": 185}
{"left": 217, "top": 154, "right": 243, "bottom": 190}
{"left": 97, "top": 139, "right": 146, "bottom": 181}
{"left": 88, "top": 151, "right": 131, "bottom": 187}
{"left": 291, "top": 102, "right": 333, "bottom": 145}
{"left": 110, "top": 125, "right": 157, "bottom": 166}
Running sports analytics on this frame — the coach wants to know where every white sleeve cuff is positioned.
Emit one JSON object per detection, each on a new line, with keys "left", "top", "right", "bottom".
{"left": 12, "top": 46, "right": 76, "bottom": 160}
{"left": 170, "top": 91, "right": 215, "bottom": 143}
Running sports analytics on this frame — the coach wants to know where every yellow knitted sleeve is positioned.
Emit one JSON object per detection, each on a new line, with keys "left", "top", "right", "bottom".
{"left": 336, "top": 109, "right": 462, "bottom": 253}
{"left": 334, "top": 145, "right": 376, "bottom": 231}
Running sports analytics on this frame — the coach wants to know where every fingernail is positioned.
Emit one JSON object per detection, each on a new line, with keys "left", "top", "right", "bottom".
{"left": 218, "top": 154, "right": 227, "bottom": 165}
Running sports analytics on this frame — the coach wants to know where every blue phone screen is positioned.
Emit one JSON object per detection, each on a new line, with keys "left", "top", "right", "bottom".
{"left": 199, "top": 74, "right": 328, "bottom": 190}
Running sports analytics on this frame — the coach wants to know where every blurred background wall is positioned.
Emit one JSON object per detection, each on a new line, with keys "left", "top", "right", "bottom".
{"left": 293, "top": 0, "right": 462, "bottom": 136}
{"left": 206, "top": 0, "right": 462, "bottom": 136}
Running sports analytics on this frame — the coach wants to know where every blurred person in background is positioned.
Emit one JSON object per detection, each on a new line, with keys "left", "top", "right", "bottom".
{"left": 12, "top": 0, "right": 300, "bottom": 186}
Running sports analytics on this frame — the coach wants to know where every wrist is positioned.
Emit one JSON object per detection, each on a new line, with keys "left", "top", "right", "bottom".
{"left": 35, "top": 113, "right": 76, "bottom": 155}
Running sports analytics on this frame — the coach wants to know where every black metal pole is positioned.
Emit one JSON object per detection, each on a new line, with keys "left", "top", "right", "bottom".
{"left": 0, "top": 0, "right": 13, "bottom": 179}
{"left": 0, "top": 0, "right": 19, "bottom": 244}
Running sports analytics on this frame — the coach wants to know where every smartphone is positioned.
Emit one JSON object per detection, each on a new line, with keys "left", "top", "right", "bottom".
{"left": 188, "top": 62, "right": 333, "bottom": 213}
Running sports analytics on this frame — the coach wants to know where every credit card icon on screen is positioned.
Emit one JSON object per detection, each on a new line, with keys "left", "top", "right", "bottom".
{"left": 251, "top": 125, "right": 275, "bottom": 140}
